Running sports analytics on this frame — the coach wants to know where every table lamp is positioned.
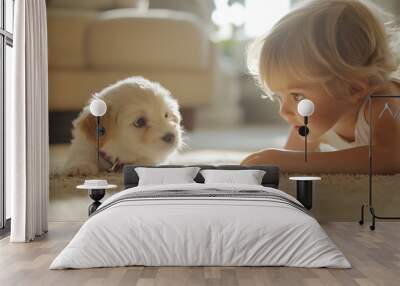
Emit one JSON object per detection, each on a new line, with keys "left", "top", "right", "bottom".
{"left": 297, "top": 99, "right": 315, "bottom": 162}
{"left": 89, "top": 98, "right": 107, "bottom": 165}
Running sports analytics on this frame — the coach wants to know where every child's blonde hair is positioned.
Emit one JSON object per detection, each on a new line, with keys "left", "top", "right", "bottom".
{"left": 248, "top": 0, "right": 400, "bottom": 99}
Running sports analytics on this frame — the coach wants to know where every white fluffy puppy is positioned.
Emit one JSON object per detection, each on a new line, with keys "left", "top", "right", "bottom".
{"left": 63, "top": 77, "right": 183, "bottom": 175}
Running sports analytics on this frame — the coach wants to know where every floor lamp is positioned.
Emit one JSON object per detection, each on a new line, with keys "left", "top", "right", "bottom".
{"left": 359, "top": 95, "right": 400, "bottom": 230}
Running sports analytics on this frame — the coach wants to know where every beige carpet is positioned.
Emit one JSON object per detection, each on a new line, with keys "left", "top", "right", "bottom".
{"left": 50, "top": 169, "right": 400, "bottom": 223}
{"left": 49, "top": 125, "right": 400, "bottom": 223}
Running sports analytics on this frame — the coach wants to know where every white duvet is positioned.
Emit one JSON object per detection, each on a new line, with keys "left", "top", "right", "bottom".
{"left": 50, "top": 183, "right": 351, "bottom": 269}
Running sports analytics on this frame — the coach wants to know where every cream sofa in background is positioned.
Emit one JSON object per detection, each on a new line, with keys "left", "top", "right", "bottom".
{"left": 47, "top": 0, "right": 233, "bottom": 142}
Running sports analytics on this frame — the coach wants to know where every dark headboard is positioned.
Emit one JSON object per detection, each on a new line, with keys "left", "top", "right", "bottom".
{"left": 123, "top": 165, "right": 280, "bottom": 189}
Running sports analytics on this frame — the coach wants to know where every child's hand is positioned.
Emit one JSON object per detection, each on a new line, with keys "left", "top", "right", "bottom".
{"left": 241, "top": 153, "right": 260, "bottom": 166}
{"left": 241, "top": 149, "right": 278, "bottom": 166}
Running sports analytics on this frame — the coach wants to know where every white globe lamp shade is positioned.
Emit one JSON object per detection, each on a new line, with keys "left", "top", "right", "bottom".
{"left": 90, "top": 99, "right": 107, "bottom": 117}
{"left": 297, "top": 99, "right": 315, "bottom": 117}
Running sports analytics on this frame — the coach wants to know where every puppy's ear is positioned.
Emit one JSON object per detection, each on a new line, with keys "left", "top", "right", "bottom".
{"left": 77, "top": 107, "right": 115, "bottom": 147}
{"left": 76, "top": 111, "right": 96, "bottom": 143}
{"left": 98, "top": 106, "right": 115, "bottom": 147}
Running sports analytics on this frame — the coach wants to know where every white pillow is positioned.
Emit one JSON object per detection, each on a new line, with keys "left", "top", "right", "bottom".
{"left": 200, "top": 169, "right": 266, "bottom": 185}
{"left": 135, "top": 167, "right": 200, "bottom": 186}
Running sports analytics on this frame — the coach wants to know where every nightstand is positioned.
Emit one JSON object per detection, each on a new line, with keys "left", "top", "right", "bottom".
{"left": 77, "top": 180, "right": 117, "bottom": 215}
{"left": 289, "top": 176, "right": 321, "bottom": 210}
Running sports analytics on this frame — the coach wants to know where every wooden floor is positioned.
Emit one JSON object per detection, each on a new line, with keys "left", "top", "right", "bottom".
{"left": 0, "top": 222, "right": 399, "bottom": 286}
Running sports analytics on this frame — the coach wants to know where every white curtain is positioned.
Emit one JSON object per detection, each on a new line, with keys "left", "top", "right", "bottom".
{"left": 8, "top": 0, "right": 49, "bottom": 242}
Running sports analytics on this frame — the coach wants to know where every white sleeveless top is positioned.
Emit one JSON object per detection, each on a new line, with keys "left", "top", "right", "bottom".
{"left": 320, "top": 78, "right": 400, "bottom": 150}
{"left": 320, "top": 99, "right": 369, "bottom": 150}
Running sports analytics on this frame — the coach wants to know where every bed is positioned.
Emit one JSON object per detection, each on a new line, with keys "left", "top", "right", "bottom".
{"left": 50, "top": 165, "right": 351, "bottom": 269}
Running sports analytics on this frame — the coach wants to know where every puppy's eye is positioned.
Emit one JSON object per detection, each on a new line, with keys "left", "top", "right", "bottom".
{"left": 165, "top": 113, "right": 168, "bottom": 118}
{"left": 133, "top": 117, "right": 147, "bottom": 128}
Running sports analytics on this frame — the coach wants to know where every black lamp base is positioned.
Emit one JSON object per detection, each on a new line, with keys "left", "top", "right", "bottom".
{"left": 296, "top": 181, "right": 313, "bottom": 210}
{"left": 88, "top": 189, "right": 105, "bottom": 215}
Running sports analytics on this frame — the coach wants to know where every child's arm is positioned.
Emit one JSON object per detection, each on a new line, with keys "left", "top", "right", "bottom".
{"left": 241, "top": 126, "right": 321, "bottom": 167}
{"left": 241, "top": 146, "right": 397, "bottom": 174}
{"left": 284, "top": 126, "right": 321, "bottom": 151}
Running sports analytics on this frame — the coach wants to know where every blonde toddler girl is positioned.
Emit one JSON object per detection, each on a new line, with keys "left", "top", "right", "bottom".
{"left": 241, "top": 0, "right": 400, "bottom": 173}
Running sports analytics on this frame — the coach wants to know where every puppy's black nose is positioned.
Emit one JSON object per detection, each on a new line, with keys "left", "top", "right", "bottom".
{"left": 162, "top": 133, "right": 175, "bottom": 144}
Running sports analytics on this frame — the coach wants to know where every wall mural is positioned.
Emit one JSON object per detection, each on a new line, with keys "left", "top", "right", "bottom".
{"left": 48, "top": 0, "right": 400, "bottom": 224}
